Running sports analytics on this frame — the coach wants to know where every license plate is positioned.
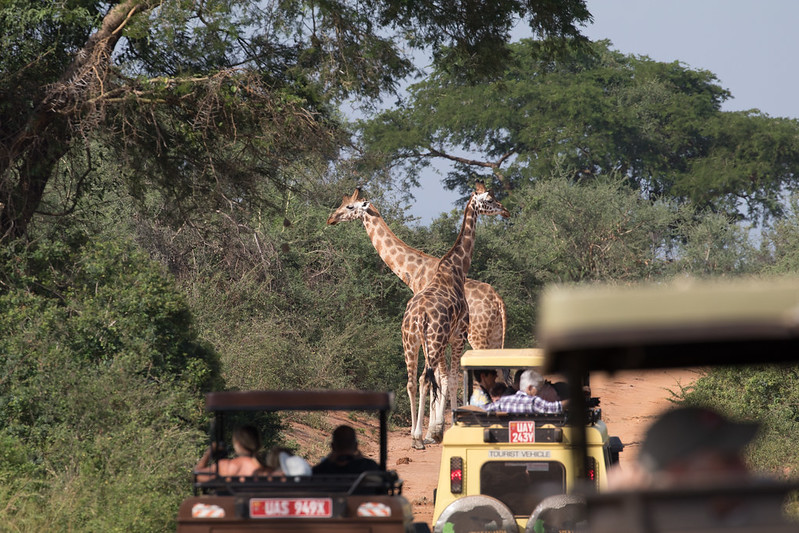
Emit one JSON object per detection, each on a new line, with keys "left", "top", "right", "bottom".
{"left": 509, "top": 421, "right": 536, "bottom": 443}
{"left": 250, "top": 498, "right": 333, "bottom": 518}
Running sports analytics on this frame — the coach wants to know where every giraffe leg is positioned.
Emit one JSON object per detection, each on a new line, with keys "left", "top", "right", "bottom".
{"left": 424, "top": 357, "right": 447, "bottom": 443}
{"left": 407, "top": 371, "right": 418, "bottom": 445}
{"left": 424, "top": 345, "right": 448, "bottom": 444}
{"left": 429, "top": 374, "right": 447, "bottom": 443}
{"left": 449, "top": 333, "right": 466, "bottom": 413}
{"left": 403, "top": 332, "right": 421, "bottom": 445}
{"left": 423, "top": 366, "right": 441, "bottom": 442}
{"left": 412, "top": 370, "right": 429, "bottom": 449}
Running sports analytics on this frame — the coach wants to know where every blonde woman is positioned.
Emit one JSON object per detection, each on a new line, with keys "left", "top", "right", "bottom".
{"left": 195, "top": 425, "right": 264, "bottom": 480}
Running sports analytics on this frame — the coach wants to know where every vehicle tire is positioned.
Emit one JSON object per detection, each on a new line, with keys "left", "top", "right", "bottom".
{"left": 525, "top": 493, "right": 587, "bottom": 533}
{"left": 433, "top": 494, "right": 517, "bottom": 533}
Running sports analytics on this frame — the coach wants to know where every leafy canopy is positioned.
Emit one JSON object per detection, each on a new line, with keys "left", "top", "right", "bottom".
{"left": 359, "top": 39, "right": 799, "bottom": 222}
{"left": 0, "top": 0, "right": 592, "bottom": 240}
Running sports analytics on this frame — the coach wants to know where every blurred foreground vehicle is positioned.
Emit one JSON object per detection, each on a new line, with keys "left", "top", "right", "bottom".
{"left": 538, "top": 278, "right": 799, "bottom": 532}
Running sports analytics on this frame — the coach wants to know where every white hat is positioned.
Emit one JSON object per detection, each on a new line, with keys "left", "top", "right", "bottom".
{"left": 279, "top": 452, "right": 312, "bottom": 476}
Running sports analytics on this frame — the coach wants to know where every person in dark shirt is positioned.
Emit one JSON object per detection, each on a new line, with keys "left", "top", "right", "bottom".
{"left": 489, "top": 381, "right": 509, "bottom": 402}
{"left": 312, "top": 424, "right": 380, "bottom": 475}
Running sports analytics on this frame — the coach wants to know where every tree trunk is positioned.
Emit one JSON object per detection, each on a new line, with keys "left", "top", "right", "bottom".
{"left": 0, "top": 0, "right": 154, "bottom": 240}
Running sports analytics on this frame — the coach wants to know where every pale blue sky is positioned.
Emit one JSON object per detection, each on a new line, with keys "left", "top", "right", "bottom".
{"left": 406, "top": 0, "right": 799, "bottom": 224}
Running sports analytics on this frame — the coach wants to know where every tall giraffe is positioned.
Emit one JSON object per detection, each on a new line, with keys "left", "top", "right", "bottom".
{"left": 401, "top": 183, "right": 509, "bottom": 449}
{"left": 326, "top": 188, "right": 507, "bottom": 359}
{"left": 327, "top": 189, "right": 507, "bottom": 430}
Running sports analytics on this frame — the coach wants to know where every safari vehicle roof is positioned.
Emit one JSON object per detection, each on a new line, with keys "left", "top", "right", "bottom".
{"left": 460, "top": 348, "right": 546, "bottom": 369}
{"left": 538, "top": 277, "right": 799, "bottom": 374}
{"left": 205, "top": 389, "right": 394, "bottom": 412}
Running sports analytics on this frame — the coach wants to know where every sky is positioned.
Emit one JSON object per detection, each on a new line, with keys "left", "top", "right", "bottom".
{"left": 406, "top": 0, "right": 799, "bottom": 224}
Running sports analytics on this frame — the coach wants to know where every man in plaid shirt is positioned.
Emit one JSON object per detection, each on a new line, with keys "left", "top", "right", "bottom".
{"left": 484, "top": 369, "right": 566, "bottom": 414}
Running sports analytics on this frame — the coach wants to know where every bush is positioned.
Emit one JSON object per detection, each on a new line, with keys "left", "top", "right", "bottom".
{"left": 0, "top": 233, "right": 222, "bottom": 531}
{"left": 682, "top": 366, "right": 799, "bottom": 478}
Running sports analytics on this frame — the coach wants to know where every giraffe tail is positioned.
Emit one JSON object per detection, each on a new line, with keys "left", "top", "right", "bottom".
{"left": 421, "top": 315, "right": 440, "bottom": 402}
{"left": 424, "top": 364, "right": 439, "bottom": 403}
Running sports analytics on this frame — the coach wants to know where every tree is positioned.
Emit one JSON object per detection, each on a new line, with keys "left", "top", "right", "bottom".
{"left": 0, "top": 0, "right": 592, "bottom": 241}
{"left": 0, "top": 230, "right": 222, "bottom": 530}
{"left": 359, "top": 39, "right": 799, "bottom": 223}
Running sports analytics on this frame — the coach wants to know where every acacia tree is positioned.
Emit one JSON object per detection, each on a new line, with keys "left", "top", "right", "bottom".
{"left": 360, "top": 39, "right": 799, "bottom": 222}
{"left": 0, "top": 0, "right": 592, "bottom": 241}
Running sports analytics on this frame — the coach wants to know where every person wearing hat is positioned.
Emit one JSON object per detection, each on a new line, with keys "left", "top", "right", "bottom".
{"left": 609, "top": 406, "right": 759, "bottom": 490}
{"left": 312, "top": 424, "right": 380, "bottom": 475}
{"left": 602, "top": 406, "right": 796, "bottom": 529}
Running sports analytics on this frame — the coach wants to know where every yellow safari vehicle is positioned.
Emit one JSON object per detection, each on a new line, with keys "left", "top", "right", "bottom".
{"left": 431, "top": 349, "right": 622, "bottom": 533}
{"left": 177, "top": 389, "right": 430, "bottom": 533}
{"left": 538, "top": 277, "right": 799, "bottom": 532}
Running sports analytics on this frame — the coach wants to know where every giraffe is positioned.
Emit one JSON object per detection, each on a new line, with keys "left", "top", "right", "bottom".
{"left": 401, "top": 183, "right": 509, "bottom": 449}
{"left": 326, "top": 188, "right": 507, "bottom": 415}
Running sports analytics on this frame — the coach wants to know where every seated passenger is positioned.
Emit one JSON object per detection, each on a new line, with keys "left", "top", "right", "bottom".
{"left": 609, "top": 406, "right": 759, "bottom": 491}
{"left": 194, "top": 425, "right": 265, "bottom": 481}
{"left": 602, "top": 407, "right": 790, "bottom": 530}
{"left": 489, "top": 382, "right": 508, "bottom": 403}
{"left": 312, "top": 424, "right": 380, "bottom": 475}
{"left": 485, "top": 369, "right": 567, "bottom": 414}
{"left": 251, "top": 446, "right": 289, "bottom": 477}
{"left": 263, "top": 446, "right": 291, "bottom": 471}
{"left": 469, "top": 368, "right": 498, "bottom": 407}
{"left": 277, "top": 451, "right": 312, "bottom": 476}
{"left": 536, "top": 378, "right": 562, "bottom": 402}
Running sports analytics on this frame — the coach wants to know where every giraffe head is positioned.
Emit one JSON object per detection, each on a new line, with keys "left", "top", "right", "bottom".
{"left": 471, "top": 182, "right": 510, "bottom": 218}
{"left": 326, "top": 188, "right": 375, "bottom": 225}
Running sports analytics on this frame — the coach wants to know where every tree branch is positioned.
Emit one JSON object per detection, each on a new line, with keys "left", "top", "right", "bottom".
{"left": 423, "top": 146, "right": 515, "bottom": 190}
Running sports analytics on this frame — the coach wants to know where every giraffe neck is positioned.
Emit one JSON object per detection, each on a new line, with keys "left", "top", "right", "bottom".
{"left": 361, "top": 207, "right": 437, "bottom": 293}
{"left": 438, "top": 196, "right": 478, "bottom": 284}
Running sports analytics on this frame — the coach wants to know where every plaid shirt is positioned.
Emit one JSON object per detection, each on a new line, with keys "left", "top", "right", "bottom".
{"left": 484, "top": 391, "right": 563, "bottom": 414}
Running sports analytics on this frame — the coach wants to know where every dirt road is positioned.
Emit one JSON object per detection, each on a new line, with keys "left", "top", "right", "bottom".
{"left": 387, "top": 368, "right": 700, "bottom": 527}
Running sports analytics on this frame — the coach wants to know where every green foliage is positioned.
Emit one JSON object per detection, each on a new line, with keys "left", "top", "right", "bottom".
{"left": 761, "top": 194, "right": 799, "bottom": 275}
{"left": 505, "top": 176, "right": 680, "bottom": 282}
{"left": 669, "top": 211, "right": 758, "bottom": 276}
{"left": 1, "top": 0, "right": 593, "bottom": 240}
{"left": 5, "top": 1, "right": 799, "bottom": 523}
{"left": 683, "top": 112, "right": 799, "bottom": 220}
{"left": 0, "top": 230, "right": 221, "bottom": 531}
{"left": 0, "top": 234, "right": 221, "bottom": 394}
{"left": 0, "top": 1, "right": 95, "bottom": 107}
{"left": 375, "top": 0, "right": 591, "bottom": 77}
{"left": 683, "top": 366, "right": 799, "bottom": 478}
{"left": 360, "top": 39, "right": 799, "bottom": 223}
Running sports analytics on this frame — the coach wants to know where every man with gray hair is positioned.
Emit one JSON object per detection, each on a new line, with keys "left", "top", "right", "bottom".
{"left": 485, "top": 369, "right": 566, "bottom": 414}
